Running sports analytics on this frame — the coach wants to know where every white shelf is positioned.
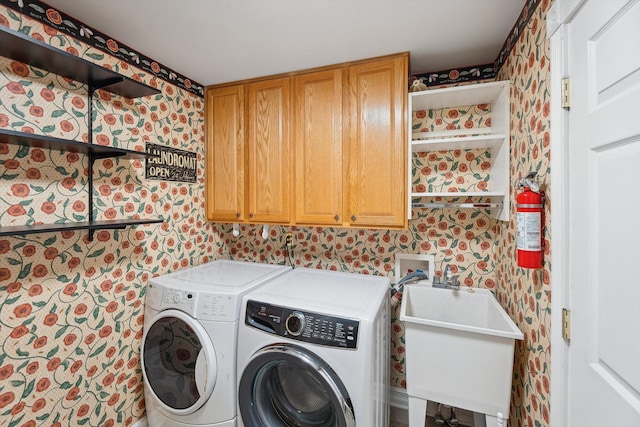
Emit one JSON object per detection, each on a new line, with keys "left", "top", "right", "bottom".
{"left": 410, "top": 81, "right": 508, "bottom": 111}
{"left": 412, "top": 202, "right": 503, "bottom": 209}
{"left": 411, "top": 191, "right": 505, "bottom": 198}
{"left": 410, "top": 192, "right": 506, "bottom": 218}
{"left": 411, "top": 133, "right": 507, "bottom": 152}
{"left": 412, "top": 128, "right": 493, "bottom": 139}
{"left": 408, "top": 80, "right": 511, "bottom": 221}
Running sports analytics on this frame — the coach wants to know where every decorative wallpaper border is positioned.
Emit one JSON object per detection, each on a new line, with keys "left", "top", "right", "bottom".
{"left": 0, "top": 0, "right": 205, "bottom": 97}
{"left": 495, "top": 0, "right": 542, "bottom": 72}
{"left": 411, "top": 63, "right": 496, "bottom": 88}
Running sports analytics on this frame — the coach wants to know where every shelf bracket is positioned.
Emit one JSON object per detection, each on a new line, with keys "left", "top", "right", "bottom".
{"left": 91, "top": 150, "right": 128, "bottom": 161}
{"left": 91, "top": 76, "right": 126, "bottom": 91}
{"left": 87, "top": 150, "right": 96, "bottom": 242}
{"left": 86, "top": 85, "right": 102, "bottom": 241}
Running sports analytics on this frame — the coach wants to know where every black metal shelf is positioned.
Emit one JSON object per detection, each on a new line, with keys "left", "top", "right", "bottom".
{"left": 0, "top": 128, "right": 152, "bottom": 160}
{"left": 0, "top": 25, "right": 160, "bottom": 98}
{"left": 0, "top": 26, "right": 165, "bottom": 241}
{"left": 0, "top": 219, "right": 165, "bottom": 238}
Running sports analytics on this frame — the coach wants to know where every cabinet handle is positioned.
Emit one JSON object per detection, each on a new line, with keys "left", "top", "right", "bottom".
{"left": 249, "top": 213, "right": 254, "bottom": 218}
{"left": 351, "top": 215, "right": 356, "bottom": 222}
{"left": 236, "top": 212, "right": 241, "bottom": 218}
{"left": 334, "top": 215, "right": 340, "bottom": 222}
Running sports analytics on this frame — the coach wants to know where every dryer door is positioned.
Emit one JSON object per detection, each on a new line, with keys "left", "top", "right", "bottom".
{"left": 239, "top": 343, "right": 355, "bottom": 427}
{"left": 141, "top": 309, "right": 217, "bottom": 415}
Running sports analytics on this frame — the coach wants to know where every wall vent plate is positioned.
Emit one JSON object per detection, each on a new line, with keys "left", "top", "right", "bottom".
{"left": 394, "top": 253, "right": 435, "bottom": 285}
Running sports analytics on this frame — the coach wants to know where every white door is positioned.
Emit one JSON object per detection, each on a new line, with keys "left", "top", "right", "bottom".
{"left": 567, "top": 0, "right": 640, "bottom": 425}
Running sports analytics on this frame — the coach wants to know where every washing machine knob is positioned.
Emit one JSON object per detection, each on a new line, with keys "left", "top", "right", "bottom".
{"left": 285, "top": 311, "right": 306, "bottom": 336}
{"left": 173, "top": 292, "right": 182, "bottom": 303}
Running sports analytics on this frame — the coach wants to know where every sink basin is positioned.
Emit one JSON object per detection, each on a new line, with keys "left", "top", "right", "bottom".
{"left": 401, "top": 285, "right": 523, "bottom": 339}
{"left": 400, "top": 285, "right": 523, "bottom": 424}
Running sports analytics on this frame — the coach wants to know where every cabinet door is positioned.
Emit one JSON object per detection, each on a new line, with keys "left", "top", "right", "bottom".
{"left": 346, "top": 55, "right": 408, "bottom": 229}
{"left": 205, "top": 85, "right": 246, "bottom": 222}
{"left": 247, "top": 78, "right": 292, "bottom": 223}
{"left": 294, "top": 69, "right": 343, "bottom": 225}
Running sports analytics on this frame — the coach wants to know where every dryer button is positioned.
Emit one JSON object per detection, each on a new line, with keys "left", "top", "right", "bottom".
{"left": 173, "top": 292, "right": 182, "bottom": 303}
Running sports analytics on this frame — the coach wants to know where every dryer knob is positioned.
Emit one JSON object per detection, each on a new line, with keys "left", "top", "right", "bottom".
{"left": 285, "top": 312, "right": 306, "bottom": 336}
{"left": 173, "top": 292, "right": 182, "bottom": 303}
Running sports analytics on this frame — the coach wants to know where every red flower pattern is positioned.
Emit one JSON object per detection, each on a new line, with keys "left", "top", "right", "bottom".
{"left": 40, "top": 88, "right": 55, "bottom": 102}
{"left": 25, "top": 168, "right": 41, "bottom": 179}
{"left": 7, "top": 82, "right": 25, "bottom": 94}
{"left": 45, "top": 9, "right": 63, "bottom": 24}
{"left": 106, "top": 39, "right": 119, "bottom": 53}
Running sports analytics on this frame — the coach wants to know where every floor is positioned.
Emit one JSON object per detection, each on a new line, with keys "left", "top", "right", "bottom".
{"left": 390, "top": 407, "right": 473, "bottom": 427}
{"left": 390, "top": 416, "right": 472, "bottom": 427}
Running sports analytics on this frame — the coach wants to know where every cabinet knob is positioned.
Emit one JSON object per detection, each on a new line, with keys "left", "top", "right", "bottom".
{"left": 236, "top": 212, "right": 241, "bottom": 218}
{"left": 249, "top": 213, "right": 254, "bottom": 219}
{"left": 351, "top": 215, "right": 356, "bottom": 222}
{"left": 334, "top": 215, "right": 340, "bottom": 222}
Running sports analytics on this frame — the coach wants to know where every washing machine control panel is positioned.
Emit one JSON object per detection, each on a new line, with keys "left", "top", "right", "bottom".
{"left": 245, "top": 300, "right": 359, "bottom": 349}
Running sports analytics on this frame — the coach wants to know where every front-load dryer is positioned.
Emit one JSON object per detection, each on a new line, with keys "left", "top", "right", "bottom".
{"left": 141, "top": 259, "right": 291, "bottom": 427}
{"left": 236, "top": 268, "right": 390, "bottom": 427}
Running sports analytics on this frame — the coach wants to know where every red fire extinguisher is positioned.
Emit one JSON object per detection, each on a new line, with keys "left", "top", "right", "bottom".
{"left": 516, "top": 172, "right": 544, "bottom": 269}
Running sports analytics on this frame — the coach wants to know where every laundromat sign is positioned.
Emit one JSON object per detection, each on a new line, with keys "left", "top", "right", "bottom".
{"left": 145, "top": 143, "right": 197, "bottom": 183}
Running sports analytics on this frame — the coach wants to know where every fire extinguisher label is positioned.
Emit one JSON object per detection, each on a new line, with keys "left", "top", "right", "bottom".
{"left": 517, "top": 211, "right": 541, "bottom": 250}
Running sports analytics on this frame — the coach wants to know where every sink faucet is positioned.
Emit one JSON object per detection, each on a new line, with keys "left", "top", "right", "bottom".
{"left": 433, "top": 264, "right": 460, "bottom": 290}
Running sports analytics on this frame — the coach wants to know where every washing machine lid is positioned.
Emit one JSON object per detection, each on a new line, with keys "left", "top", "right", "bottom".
{"left": 247, "top": 268, "right": 389, "bottom": 318}
{"left": 150, "top": 260, "right": 291, "bottom": 293}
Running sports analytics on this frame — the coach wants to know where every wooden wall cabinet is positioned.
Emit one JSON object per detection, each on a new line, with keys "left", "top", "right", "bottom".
{"left": 206, "top": 79, "right": 292, "bottom": 224}
{"left": 346, "top": 55, "right": 408, "bottom": 229}
{"left": 246, "top": 78, "right": 292, "bottom": 223}
{"left": 205, "top": 85, "right": 245, "bottom": 222}
{"left": 205, "top": 53, "right": 408, "bottom": 229}
{"left": 294, "top": 69, "right": 344, "bottom": 226}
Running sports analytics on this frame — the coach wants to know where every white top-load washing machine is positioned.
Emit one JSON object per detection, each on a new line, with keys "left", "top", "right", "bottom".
{"left": 236, "top": 268, "right": 390, "bottom": 427}
{"left": 141, "top": 260, "right": 291, "bottom": 427}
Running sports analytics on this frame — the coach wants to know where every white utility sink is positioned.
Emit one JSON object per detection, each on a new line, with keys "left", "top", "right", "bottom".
{"left": 400, "top": 285, "right": 523, "bottom": 427}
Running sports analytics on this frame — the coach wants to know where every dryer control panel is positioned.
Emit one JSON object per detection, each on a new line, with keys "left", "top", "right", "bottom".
{"left": 146, "top": 282, "right": 237, "bottom": 320}
{"left": 245, "top": 300, "right": 359, "bottom": 349}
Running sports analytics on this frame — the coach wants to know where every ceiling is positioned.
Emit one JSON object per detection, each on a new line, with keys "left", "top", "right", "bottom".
{"left": 46, "top": 0, "right": 526, "bottom": 87}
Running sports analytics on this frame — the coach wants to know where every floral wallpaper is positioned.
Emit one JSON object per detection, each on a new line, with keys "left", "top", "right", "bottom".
{"left": 411, "top": 105, "right": 492, "bottom": 194}
{"left": 495, "top": 0, "right": 552, "bottom": 426}
{"left": 0, "top": 5, "right": 224, "bottom": 427}
{"left": 411, "top": 149, "right": 491, "bottom": 194}
{"left": 0, "top": 0, "right": 552, "bottom": 426}
{"left": 412, "top": 103, "right": 491, "bottom": 134}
